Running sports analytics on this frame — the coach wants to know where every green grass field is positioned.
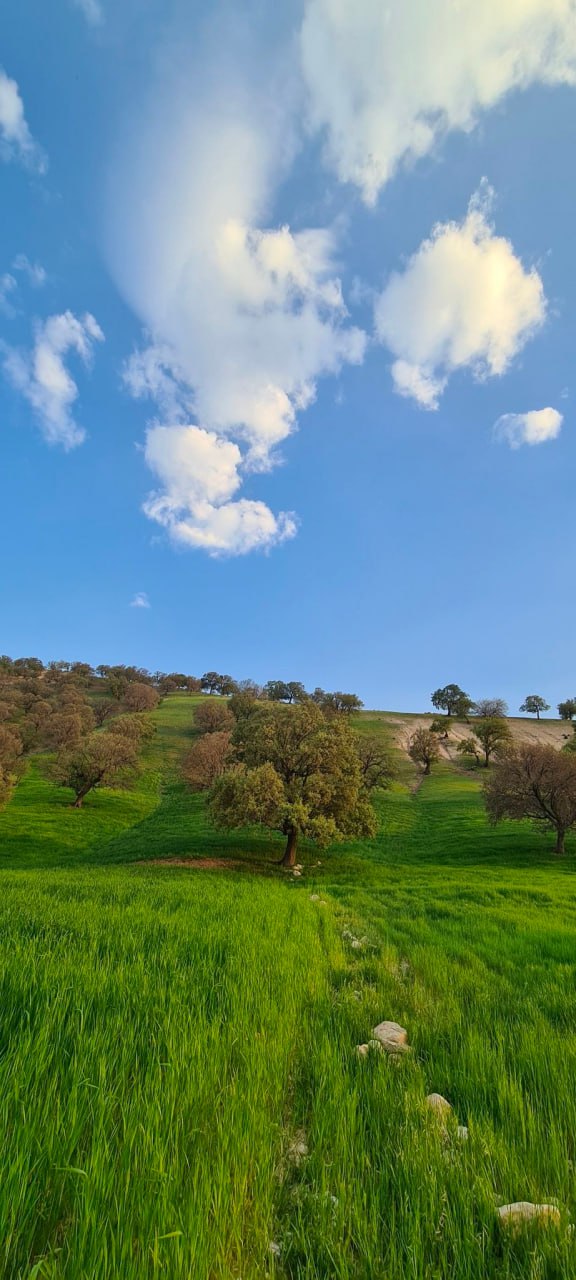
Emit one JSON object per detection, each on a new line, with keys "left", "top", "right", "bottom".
{"left": 1, "top": 696, "right": 576, "bottom": 1277}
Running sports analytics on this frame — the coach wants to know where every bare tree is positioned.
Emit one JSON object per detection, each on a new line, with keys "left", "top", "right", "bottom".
{"left": 485, "top": 744, "right": 576, "bottom": 855}
{"left": 472, "top": 698, "right": 508, "bottom": 718}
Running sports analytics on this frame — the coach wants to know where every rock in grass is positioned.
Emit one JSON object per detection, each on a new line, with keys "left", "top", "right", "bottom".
{"left": 457, "top": 1124, "right": 469, "bottom": 1141}
{"left": 497, "top": 1202, "right": 561, "bottom": 1231}
{"left": 356, "top": 1043, "right": 370, "bottom": 1057}
{"left": 292, "top": 869, "right": 302, "bottom": 877}
{"left": 309, "top": 893, "right": 320, "bottom": 901}
{"left": 372, "top": 1021, "right": 409, "bottom": 1053}
{"left": 425, "top": 1093, "right": 452, "bottom": 1119}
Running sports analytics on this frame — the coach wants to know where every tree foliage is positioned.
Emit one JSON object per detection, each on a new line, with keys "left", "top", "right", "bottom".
{"left": 485, "top": 744, "right": 576, "bottom": 854}
{"left": 408, "top": 728, "right": 440, "bottom": 774}
{"left": 355, "top": 735, "right": 396, "bottom": 789}
{"left": 558, "top": 699, "right": 576, "bottom": 721}
{"left": 194, "top": 700, "right": 234, "bottom": 735}
{"left": 209, "top": 702, "right": 377, "bottom": 865}
{"left": 183, "top": 731, "right": 233, "bottom": 791}
{"left": 470, "top": 717, "right": 512, "bottom": 767}
{"left": 55, "top": 733, "right": 138, "bottom": 807}
{"left": 431, "top": 684, "right": 473, "bottom": 717}
{"left": 519, "top": 695, "right": 550, "bottom": 720}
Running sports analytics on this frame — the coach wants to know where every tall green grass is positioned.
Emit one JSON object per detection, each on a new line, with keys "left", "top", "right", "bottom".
{"left": 0, "top": 696, "right": 575, "bottom": 1276}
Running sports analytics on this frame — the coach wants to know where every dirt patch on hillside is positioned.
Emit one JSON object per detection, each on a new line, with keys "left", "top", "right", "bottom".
{"left": 387, "top": 714, "right": 572, "bottom": 765}
{"left": 138, "top": 856, "right": 279, "bottom": 874}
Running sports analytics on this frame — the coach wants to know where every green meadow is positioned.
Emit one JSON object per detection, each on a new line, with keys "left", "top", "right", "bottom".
{"left": 1, "top": 696, "right": 576, "bottom": 1278}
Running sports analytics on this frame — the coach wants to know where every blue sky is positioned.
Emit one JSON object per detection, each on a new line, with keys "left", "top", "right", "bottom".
{"left": 1, "top": 0, "right": 576, "bottom": 711}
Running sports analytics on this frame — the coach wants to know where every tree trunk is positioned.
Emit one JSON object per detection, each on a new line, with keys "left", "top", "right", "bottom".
{"left": 484, "top": 751, "right": 490, "bottom": 767}
{"left": 536, "top": 709, "right": 540, "bottom": 720}
{"left": 424, "top": 761, "right": 431, "bottom": 775}
{"left": 555, "top": 828, "right": 566, "bottom": 855}
{"left": 280, "top": 827, "right": 299, "bottom": 867}
{"left": 73, "top": 795, "right": 84, "bottom": 808}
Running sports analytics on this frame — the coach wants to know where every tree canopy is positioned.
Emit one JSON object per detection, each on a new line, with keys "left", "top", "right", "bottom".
{"left": 431, "top": 684, "right": 473, "bottom": 717}
{"left": 519, "top": 695, "right": 550, "bottom": 720}
{"left": 408, "top": 728, "right": 440, "bottom": 774}
{"left": 485, "top": 744, "right": 576, "bottom": 854}
{"left": 209, "top": 701, "right": 377, "bottom": 866}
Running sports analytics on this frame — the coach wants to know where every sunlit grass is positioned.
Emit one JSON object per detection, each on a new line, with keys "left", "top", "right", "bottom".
{"left": 0, "top": 696, "right": 575, "bottom": 1276}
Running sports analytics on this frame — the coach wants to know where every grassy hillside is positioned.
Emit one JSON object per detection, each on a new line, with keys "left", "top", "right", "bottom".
{"left": 1, "top": 696, "right": 576, "bottom": 1277}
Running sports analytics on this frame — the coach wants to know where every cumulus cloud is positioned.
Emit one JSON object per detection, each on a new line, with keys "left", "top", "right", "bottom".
{"left": 0, "top": 69, "right": 47, "bottom": 173}
{"left": 300, "top": 0, "right": 576, "bottom": 204}
{"left": 374, "top": 183, "right": 547, "bottom": 408}
{"left": 108, "top": 44, "right": 365, "bottom": 555}
{"left": 1, "top": 311, "right": 104, "bottom": 448}
{"left": 130, "top": 591, "right": 150, "bottom": 608}
{"left": 494, "top": 407, "right": 563, "bottom": 448}
{"left": 143, "top": 425, "right": 296, "bottom": 556}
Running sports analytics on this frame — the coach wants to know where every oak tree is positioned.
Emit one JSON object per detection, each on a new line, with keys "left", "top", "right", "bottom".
{"left": 485, "top": 744, "right": 576, "bottom": 855}
{"left": 210, "top": 702, "right": 377, "bottom": 866}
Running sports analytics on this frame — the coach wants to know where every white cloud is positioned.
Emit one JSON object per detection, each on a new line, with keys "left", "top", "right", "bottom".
{"left": 1, "top": 311, "right": 104, "bottom": 448}
{"left": 143, "top": 425, "right": 296, "bottom": 556}
{"left": 12, "top": 254, "right": 47, "bottom": 287}
{"left": 107, "top": 50, "right": 365, "bottom": 554}
{"left": 0, "top": 69, "right": 47, "bottom": 173}
{"left": 374, "top": 183, "right": 546, "bottom": 408}
{"left": 130, "top": 592, "right": 150, "bottom": 608}
{"left": 494, "top": 407, "right": 563, "bottom": 448}
{"left": 0, "top": 274, "right": 17, "bottom": 316}
{"left": 70, "top": 0, "right": 103, "bottom": 24}
{"left": 300, "top": 0, "right": 576, "bottom": 204}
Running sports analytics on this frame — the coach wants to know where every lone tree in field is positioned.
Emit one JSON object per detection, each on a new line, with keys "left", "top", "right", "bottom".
{"left": 470, "top": 717, "right": 512, "bottom": 767}
{"left": 519, "top": 695, "right": 550, "bottom": 720}
{"left": 558, "top": 699, "right": 576, "bottom": 721}
{"left": 473, "top": 698, "right": 508, "bottom": 719}
{"left": 55, "top": 733, "right": 137, "bottom": 807}
{"left": 408, "top": 728, "right": 440, "bottom": 775}
{"left": 485, "top": 744, "right": 576, "bottom": 855}
{"left": 209, "top": 702, "right": 377, "bottom": 866}
{"left": 431, "top": 684, "right": 473, "bottom": 718}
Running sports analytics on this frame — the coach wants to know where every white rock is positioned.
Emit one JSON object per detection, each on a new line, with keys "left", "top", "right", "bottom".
{"left": 372, "top": 1021, "right": 409, "bottom": 1053}
{"left": 350, "top": 938, "right": 362, "bottom": 949}
{"left": 309, "top": 894, "right": 320, "bottom": 901}
{"left": 457, "top": 1125, "right": 469, "bottom": 1141}
{"left": 425, "top": 1093, "right": 452, "bottom": 1118}
{"left": 292, "top": 869, "right": 302, "bottom": 877}
{"left": 497, "top": 1202, "right": 561, "bottom": 1231}
{"left": 356, "top": 1043, "right": 370, "bottom": 1057}
{"left": 269, "top": 1240, "right": 282, "bottom": 1257}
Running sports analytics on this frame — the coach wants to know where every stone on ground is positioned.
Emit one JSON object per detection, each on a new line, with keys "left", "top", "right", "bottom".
{"left": 425, "top": 1092, "right": 452, "bottom": 1118}
{"left": 497, "top": 1202, "right": 561, "bottom": 1231}
{"left": 372, "top": 1021, "right": 409, "bottom": 1053}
